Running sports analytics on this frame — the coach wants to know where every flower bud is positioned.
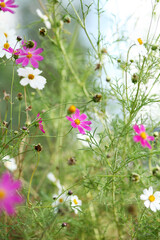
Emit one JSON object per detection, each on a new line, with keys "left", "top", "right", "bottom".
{"left": 3, "top": 90, "right": 10, "bottom": 101}
{"left": 92, "top": 94, "right": 102, "bottom": 102}
{"left": 68, "top": 190, "right": 73, "bottom": 195}
{"left": 17, "top": 92, "right": 23, "bottom": 101}
{"left": 35, "top": 144, "right": 42, "bottom": 152}
{"left": 68, "top": 157, "right": 76, "bottom": 165}
{"left": 17, "top": 36, "right": 22, "bottom": 42}
{"left": 151, "top": 45, "right": 158, "bottom": 51}
{"left": 101, "top": 48, "right": 107, "bottom": 54}
{"left": 3, "top": 121, "right": 9, "bottom": 128}
{"left": 25, "top": 40, "right": 35, "bottom": 49}
{"left": 14, "top": 130, "right": 19, "bottom": 135}
{"left": 62, "top": 222, "right": 67, "bottom": 227}
{"left": 152, "top": 166, "right": 160, "bottom": 178}
{"left": 130, "top": 59, "right": 134, "bottom": 63}
{"left": 68, "top": 105, "right": 76, "bottom": 114}
{"left": 95, "top": 63, "right": 101, "bottom": 70}
{"left": 63, "top": 15, "right": 71, "bottom": 23}
{"left": 131, "top": 73, "right": 139, "bottom": 84}
{"left": 130, "top": 173, "right": 140, "bottom": 182}
{"left": 106, "top": 76, "right": 111, "bottom": 82}
{"left": 153, "top": 131, "right": 159, "bottom": 138}
{"left": 117, "top": 59, "right": 121, "bottom": 63}
{"left": 22, "top": 126, "right": 28, "bottom": 131}
{"left": 39, "top": 27, "right": 47, "bottom": 37}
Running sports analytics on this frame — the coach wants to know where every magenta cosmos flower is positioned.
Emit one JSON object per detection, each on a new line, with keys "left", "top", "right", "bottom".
{"left": 0, "top": 0, "right": 18, "bottom": 13}
{"left": 37, "top": 113, "right": 45, "bottom": 133}
{"left": 133, "top": 124, "right": 154, "bottom": 149}
{"left": 0, "top": 172, "right": 23, "bottom": 215}
{"left": 16, "top": 40, "right": 44, "bottom": 68}
{"left": 66, "top": 108, "right": 92, "bottom": 134}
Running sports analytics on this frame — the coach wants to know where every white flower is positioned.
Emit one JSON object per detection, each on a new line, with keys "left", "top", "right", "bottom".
{"left": 52, "top": 191, "right": 69, "bottom": 208}
{"left": 70, "top": 195, "right": 82, "bottom": 214}
{"left": 140, "top": 186, "right": 160, "bottom": 212}
{"left": 36, "top": 9, "right": 51, "bottom": 29}
{"left": 3, "top": 155, "right": 17, "bottom": 172}
{"left": 17, "top": 67, "right": 47, "bottom": 90}
{"left": 135, "top": 37, "right": 147, "bottom": 57}
{"left": 47, "top": 172, "right": 56, "bottom": 183}
{"left": 0, "top": 28, "right": 19, "bottom": 59}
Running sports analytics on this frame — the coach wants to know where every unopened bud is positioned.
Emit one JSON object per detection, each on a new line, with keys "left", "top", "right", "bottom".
{"left": 63, "top": 15, "right": 71, "bottom": 23}
{"left": 17, "top": 36, "right": 22, "bottom": 42}
{"left": 62, "top": 222, "right": 67, "bottom": 227}
{"left": 39, "top": 27, "right": 47, "bottom": 37}
{"left": 152, "top": 166, "right": 160, "bottom": 178}
{"left": 101, "top": 48, "right": 107, "bottom": 54}
{"left": 35, "top": 144, "right": 42, "bottom": 152}
{"left": 153, "top": 131, "right": 159, "bottom": 138}
{"left": 151, "top": 45, "right": 158, "bottom": 51}
{"left": 3, "top": 90, "right": 10, "bottom": 101}
{"left": 130, "top": 173, "right": 140, "bottom": 182}
{"left": 17, "top": 92, "right": 23, "bottom": 101}
{"left": 130, "top": 59, "right": 134, "bottom": 63}
{"left": 68, "top": 190, "right": 73, "bottom": 195}
{"left": 117, "top": 59, "right": 121, "bottom": 63}
{"left": 131, "top": 73, "right": 139, "bottom": 84}
{"left": 95, "top": 63, "right": 101, "bottom": 70}
{"left": 92, "top": 94, "right": 102, "bottom": 102}
{"left": 106, "top": 76, "right": 111, "bottom": 82}
{"left": 25, "top": 40, "right": 35, "bottom": 49}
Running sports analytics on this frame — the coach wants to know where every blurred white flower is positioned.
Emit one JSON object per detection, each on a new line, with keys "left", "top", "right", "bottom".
{"left": 70, "top": 195, "right": 82, "bottom": 214}
{"left": 47, "top": 172, "right": 56, "bottom": 183}
{"left": 36, "top": 9, "right": 51, "bottom": 29}
{"left": 52, "top": 191, "right": 69, "bottom": 208}
{"left": 17, "top": 67, "right": 47, "bottom": 90}
{"left": 3, "top": 155, "right": 17, "bottom": 172}
{"left": 140, "top": 186, "right": 160, "bottom": 212}
{"left": 134, "top": 37, "right": 147, "bottom": 57}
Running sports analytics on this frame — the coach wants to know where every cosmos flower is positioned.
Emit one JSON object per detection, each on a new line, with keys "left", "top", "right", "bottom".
{"left": 70, "top": 195, "right": 82, "bottom": 214}
{"left": 135, "top": 37, "right": 147, "bottom": 57}
{"left": 36, "top": 9, "right": 51, "bottom": 29}
{"left": 52, "top": 191, "right": 69, "bottom": 208}
{"left": 17, "top": 67, "right": 46, "bottom": 90}
{"left": 140, "top": 186, "right": 160, "bottom": 212}
{"left": 2, "top": 155, "right": 17, "bottom": 172}
{"left": 16, "top": 40, "right": 44, "bottom": 68}
{"left": 37, "top": 113, "right": 45, "bottom": 133}
{"left": 47, "top": 172, "right": 57, "bottom": 183}
{"left": 0, "top": 0, "right": 18, "bottom": 14}
{"left": 66, "top": 108, "right": 92, "bottom": 134}
{"left": 0, "top": 32, "right": 19, "bottom": 59}
{"left": 133, "top": 124, "right": 154, "bottom": 149}
{"left": 0, "top": 172, "right": 23, "bottom": 215}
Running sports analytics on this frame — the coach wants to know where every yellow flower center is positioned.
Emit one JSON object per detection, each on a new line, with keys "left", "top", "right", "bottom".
{"left": 137, "top": 38, "right": 143, "bottom": 45}
{"left": 0, "top": 2, "right": 6, "bottom": 7}
{"left": 73, "top": 199, "right": 78, "bottom": 205}
{"left": 4, "top": 33, "right": 8, "bottom": 38}
{"left": 68, "top": 105, "right": 76, "bottom": 113}
{"left": 28, "top": 74, "right": 34, "bottom": 80}
{"left": 59, "top": 198, "right": 63, "bottom": 203}
{"left": 0, "top": 189, "right": 6, "bottom": 199}
{"left": 74, "top": 119, "right": 80, "bottom": 125}
{"left": 27, "top": 52, "right": 32, "bottom": 58}
{"left": 149, "top": 195, "right": 155, "bottom": 202}
{"left": 140, "top": 132, "right": 147, "bottom": 139}
{"left": 3, "top": 42, "right": 10, "bottom": 49}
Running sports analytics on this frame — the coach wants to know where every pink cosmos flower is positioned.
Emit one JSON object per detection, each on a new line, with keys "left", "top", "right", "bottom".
{"left": 0, "top": 0, "right": 18, "bottom": 14}
{"left": 133, "top": 124, "right": 154, "bottom": 149}
{"left": 37, "top": 113, "right": 45, "bottom": 133}
{"left": 16, "top": 40, "right": 44, "bottom": 68}
{"left": 66, "top": 108, "right": 92, "bottom": 134}
{"left": 4, "top": 46, "right": 20, "bottom": 56}
{"left": 0, "top": 172, "right": 23, "bottom": 215}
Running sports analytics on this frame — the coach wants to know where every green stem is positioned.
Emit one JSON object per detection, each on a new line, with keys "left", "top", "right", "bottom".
{"left": 10, "top": 64, "right": 15, "bottom": 135}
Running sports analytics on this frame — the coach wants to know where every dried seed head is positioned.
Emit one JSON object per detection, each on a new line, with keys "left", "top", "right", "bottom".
{"left": 95, "top": 63, "right": 101, "bottom": 70}
{"left": 17, "top": 92, "right": 23, "bottom": 101}
{"left": 92, "top": 94, "right": 102, "bottom": 103}
{"left": 34, "top": 144, "right": 42, "bottom": 152}
{"left": 25, "top": 105, "right": 32, "bottom": 111}
{"left": 39, "top": 27, "right": 47, "bottom": 37}
{"left": 68, "top": 157, "right": 76, "bottom": 165}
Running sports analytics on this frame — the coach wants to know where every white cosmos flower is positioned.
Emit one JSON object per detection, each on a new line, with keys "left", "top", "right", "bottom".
{"left": 47, "top": 172, "right": 57, "bottom": 183}
{"left": 135, "top": 37, "right": 147, "bottom": 57}
{"left": 36, "top": 9, "right": 51, "bottom": 29}
{"left": 70, "top": 195, "right": 82, "bottom": 214}
{"left": 0, "top": 33, "right": 18, "bottom": 59}
{"left": 52, "top": 191, "right": 69, "bottom": 208}
{"left": 2, "top": 155, "right": 17, "bottom": 172}
{"left": 17, "top": 67, "right": 47, "bottom": 90}
{"left": 140, "top": 186, "right": 160, "bottom": 212}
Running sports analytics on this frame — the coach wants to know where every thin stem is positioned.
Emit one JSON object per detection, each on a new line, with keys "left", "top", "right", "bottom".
{"left": 10, "top": 63, "right": 15, "bottom": 135}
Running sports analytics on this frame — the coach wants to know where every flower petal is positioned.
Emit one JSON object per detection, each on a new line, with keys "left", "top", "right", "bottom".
{"left": 78, "top": 125, "right": 85, "bottom": 134}
{"left": 140, "top": 125, "right": 145, "bottom": 132}
{"left": 147, "top": 136, "right": 154, "bottom": 141}
{"left": 140, "top": 194, "right": 148, "bottom": 201}
{"left": 133, "top": 124, "right": 141, "bottom": 134}
{"left": 144, "top": 200, "right": 150, "bottom": 208}
{"left": 133, "top": 135, "right": 142, "bottom": 142}
{"left": 79, "top": 113, "right": 87, "bottom": 121}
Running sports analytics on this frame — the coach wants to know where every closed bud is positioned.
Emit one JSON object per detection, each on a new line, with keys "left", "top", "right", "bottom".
{"left": 117, "top": 59, "right": 121, "bottom": 63}
{"left": 3, "top": 121, "right": 9, "bottom": 128}
{"left": 131, "top": 73, "right": 139, "bottom": 84}
{"left": 14, "top": 130, "right": 19, "bottom": 135}
{"left": 25, "top": 40, "right": 35, "bottom": 49}
{"left": 35, "top": 144, "right": 42, "bottom": 152}
{"left": 17, "top": 92, "right": 23, "bottom": 101}
{"left": 3, "top": 90, "right": 10, "bottom": 101}
{"left": 106, "top": 76, "right": 111, "bottom": 82}
{"left": 62, "top": 222, "right": 67, "bottom": 227}
{"left": 130, "top": 173, "right": 140, "bottom": 182}
{"left": 93, "top": 94, "right": 102, "bottom": 102}
{"left": 151, "top": 45, "right": 158, "bottom": 51}
{"left": 17, "top": 36, "right": 22, "bottom": 42}
{"left": 39, "top": 27, "right": 47, "bottom": 37}
{"left": 63, "top": 15, "right": 71, "bottom": 23}
{"left": 25, "top": 105, "right": 32, "bottom": 111}
{"left": 101, "top": 48, "right": 107, "bottom": 54}
{"left": 22, "top": 126, "right": 28, "bottom": 131}
{"left": 130, "top": 59, "right": 134, "bottom": 63}
{"left": 152, "top": 166, "right": 160, "bottom": 178}
{"left": 153, "top": 131, "right": 159, "bottom": 138}
{"left": 68, "top": 157, "right": 76, "bottom": 165}
{"left": 68, "top": 190, "right": 73, "bottom": 195}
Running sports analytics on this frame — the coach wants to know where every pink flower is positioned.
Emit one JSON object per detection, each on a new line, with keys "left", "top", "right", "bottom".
{"left": 0, "top": 0, "right": 18, "bottom": 14}
{"left": 37, "top": 113, "right": 45, "bottom": 133}
{"left": 0, "top": 172, "right": 23, "bottom": 215}
{"left": 66, "top": 108, "right": 92, "bottom": 134}
{"left": 4, "top": 47, "right": 20, "bottom": 56}
{"left": 133, "top": 124, "right": 154, "bottom": 149}
{"left": 16, "top": 40, "right": 44, "bottom": 68}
